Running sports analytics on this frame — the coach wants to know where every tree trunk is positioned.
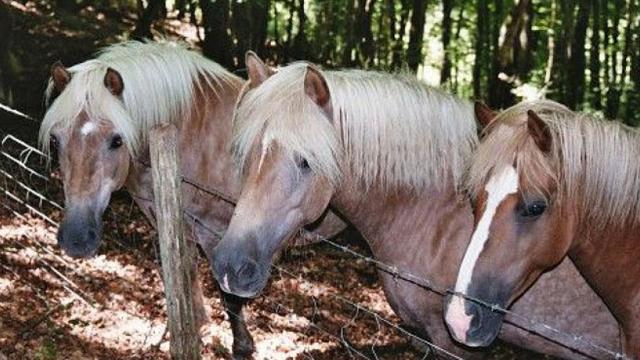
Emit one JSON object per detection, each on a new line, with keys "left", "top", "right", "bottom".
{"left": 588, "top": 0, "right": 602, "bottom": 110}
{"left": 452, "top": 3, "right": 465, "bottom": 91}
{"left": 605, "top": 0, "right": 623, "bottom": 118}
{"left": 342, "top": 0, "right": 357, "bottom": 65}
{"left": 231, "top": 0, "right": 269, "bottom": 61}
{"left": 566, "top": 0, "right": 590, "bottom": 109}
{"left": 391, "top": 0, "right": 411, "bottom": 69}
{"left": 602, "top": 0, "right": 610, "bottom": 109}
{"left": 354, "top": 0, "right": 378, "bottom": 67}
{"left": 251, "top": 0, "right": 270, "bottom": 58}
{"left": 385, "top": 0, "right": 397, "bottom": 67}
{"left": 620, "top": 0, "right": 636, "bottom": 124}
{"left": 627, "top": 11, "right": 640, "bottom": 125}
{"left": 201, "top": 0, "right": 234, "bottom": 69}
{"left": 232, "top": 1, "right": 252, "bottom": 62}
{"left": 0, "top": 2, "right": 16, "bottom": 105}
{"left": 284, "top": 0, "right": 296, "bottom": 61}
{"left": 472, "top": 0, "right": 489, "bottom": 98}
{"left": 132, "top": 0, "right": 167, "bottom": 40}
{"left": 550, "top": 0, "right": 575, "bottom": 104}
{"left": 440, "top": 0, "right": 454, "bottom": 86}
{"left": 407, "top": 0, "right": 427, "bottom": 72}
{"left": 291, "top": 0, "right": 310, "bottom": 60}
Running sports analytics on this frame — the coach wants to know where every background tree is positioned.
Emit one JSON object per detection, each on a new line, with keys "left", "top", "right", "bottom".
{"left": 4, "top": 0, "right": 640, "bottom": 124}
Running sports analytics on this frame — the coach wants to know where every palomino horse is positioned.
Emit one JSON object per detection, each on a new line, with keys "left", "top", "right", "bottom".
{"left": 38, "top": 41, "right": 343, "bottom": 359}
{"left": 445, "top": 100, "right": 639, "bottom": 357}
{"left": 211, "top": 54, "right": 621, "bottom": 358}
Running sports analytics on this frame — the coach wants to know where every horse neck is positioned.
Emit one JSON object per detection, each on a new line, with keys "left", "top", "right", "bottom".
{"left": 125, "top": 76, "right": 244, "bottom": 232}
{"left": 173, "top": 78, "right": 243, "bottom": 198}
{"left": 569, "top": 217, "right": 640, "bottom": 339}
{"left": 331, "top": 174, "right": 473, "bottom": 284}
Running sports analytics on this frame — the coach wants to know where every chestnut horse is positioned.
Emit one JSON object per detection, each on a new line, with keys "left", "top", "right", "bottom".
{"left": 38, "top": 41, "right": 343, "bottom": 359}
{"left": 445, "top": 100, "right": 639, "bottom": 357}
{"left": 211, "top": 55, "right": 621, "bottom": 358}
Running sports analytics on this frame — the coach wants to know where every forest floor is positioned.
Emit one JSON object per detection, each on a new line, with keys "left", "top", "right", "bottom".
{"left": 0, "top": 1, "right": 551, "bottom": 359}
{"left": 0, "top": 196, "right": 546, "bottom": 360}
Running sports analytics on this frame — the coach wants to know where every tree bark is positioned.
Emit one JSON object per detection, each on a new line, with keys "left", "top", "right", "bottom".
{"left": 621, "top": 0, "right": 637, "bottom": 124}
{"left": 149, "top": 124, "right": 201, "bottom": 360}
{"left": 440, "top": 0, "right": 454, "bottom": 86}
{"left": 132, "top": 0, "right": 167, "bottom": 40}
{"left": 354, "top": 0, "right": 378, "bottom": 67}
{"left": 251, "top": 0, "right": 270, "bottom": 58}
{"left": 284, "top": 0, "right": 296, "bottom": 61}
{"left": 407, "top": 0, "right": 427, "bottom": 72}
{"left": 452, "top": 3, "right": 465, "bottom": 90}
{"left": 0, "top": 2, "right": 16, "bottom": 105}
{"left": 291, "top": 0, "right": 311, "bottom": 60}
{"left": 201, "top": 0, "right": 234, "bottom": 69}
{"left": 566, "top": 0, "right": 590, "bottom": 109}
{"left": 551, "top": 0, "right": 575, "bottom": 104}
{"left": 627, "top": 10, "right": 640, "bottom": 124}
{"left": 342, "top": 0, "right": 358, "bottom": 65}
{"left": 472, "top": 0, "right": 489, "bottom": 98}
{"left": 391, "top": 0, "right": 411, "bottom": 69}
{"left": 605, "top": 0, "right": 623, "bottom": 118}
{"left": 589, "top": 0, "right": 602, "bottom": 110}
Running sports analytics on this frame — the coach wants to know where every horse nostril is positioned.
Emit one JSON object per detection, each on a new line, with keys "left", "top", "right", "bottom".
{"left": 468, "top": 303, "right": 484, "bottom": 335}
{"left": 236, "top": 261, "right": 258, "bottom": 280}
{"left": 87, "top": 229, "right": 97, "bottom": 242}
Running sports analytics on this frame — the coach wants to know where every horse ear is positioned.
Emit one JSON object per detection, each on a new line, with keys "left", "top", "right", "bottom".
{"left": 526, "top": 110, "right": 552, "bottom": 153}
{"left": 245, "top": 51, "right": 273, "bottom": 88}
{"left": 104, "top": 67, "right": 124, "bottom": 96}
{"left": 474, "top": 101, "right": 497, "bottom": 129}
{"left": 304, "top": 66, "right": 331, "bottom": 113}
{"left": 51, "top": 61, "right": 71, "bottom": 93}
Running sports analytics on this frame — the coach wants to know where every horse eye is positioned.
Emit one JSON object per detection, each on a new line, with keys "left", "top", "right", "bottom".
{"left": 50, "top": 135, "right": 58, "bottom": 148}
{"left": 520, "top": 201, "right": 547, "bottom": 217}
{"left": 296, "top": 155, "right": 310, "bottom": 172}
{"left": 109, "top": 134, "right": 123, "bottom": 150}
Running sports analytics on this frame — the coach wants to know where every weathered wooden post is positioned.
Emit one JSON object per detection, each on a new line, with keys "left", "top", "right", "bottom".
{"left": 149, "top": 124, "right": 201, "bottom": 359}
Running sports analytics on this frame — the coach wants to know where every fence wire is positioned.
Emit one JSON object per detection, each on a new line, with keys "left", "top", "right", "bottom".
{"left": 0, "top": 104, "right": 629, "bottom": 359}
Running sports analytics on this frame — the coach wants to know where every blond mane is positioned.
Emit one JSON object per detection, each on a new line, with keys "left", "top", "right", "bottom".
{"left": 39, "top": 40, "right": 240, "bottom": 155}
{"left": 233, "top": 62, "right": 477, "bottom": 190}
{"left": 467, "top": 100, "right": 640, "bottom": 226}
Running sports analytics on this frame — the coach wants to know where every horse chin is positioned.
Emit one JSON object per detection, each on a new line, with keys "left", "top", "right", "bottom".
{"left": 464, "top": 307, "right": 504, "bottom": 348}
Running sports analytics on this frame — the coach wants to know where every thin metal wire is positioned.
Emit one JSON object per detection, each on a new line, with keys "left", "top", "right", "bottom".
{"left": 0, "top": 103, "right": 38, "bottom": 122}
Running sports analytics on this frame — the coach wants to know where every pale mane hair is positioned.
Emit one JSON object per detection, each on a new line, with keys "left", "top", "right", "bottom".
{"left": 233, "top": 62, "right": 477, "bottom": 190}
{"left": 467, "top": 100, "right": 640, "bottom": 226}
{"left": 39, "top": 40, "right": 240, "bottom": 155}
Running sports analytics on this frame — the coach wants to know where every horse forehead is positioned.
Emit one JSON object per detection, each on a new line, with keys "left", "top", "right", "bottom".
{"left": 485, "top": 166, "right": 519, "bottom": 200}
{"left": 80, "top": 121, "right": 98, "bottom": 136}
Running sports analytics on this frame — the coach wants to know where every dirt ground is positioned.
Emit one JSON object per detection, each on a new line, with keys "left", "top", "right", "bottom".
{"left": 0, "top": 191, "right": 547, "bottom": 360}
{"left": 0, "top": 1, "right": 555, "bottom": 359}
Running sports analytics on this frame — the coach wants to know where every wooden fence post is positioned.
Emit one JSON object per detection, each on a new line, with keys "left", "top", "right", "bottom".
{"left": 149, "top": 124, "right": 200, "bottom": 360}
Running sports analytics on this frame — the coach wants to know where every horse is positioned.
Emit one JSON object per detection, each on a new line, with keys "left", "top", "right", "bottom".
{"left": 444, "top": 100, "right": 640, "bottom": 357}
{"left": 38, "top": 41, "right": 344, "bottom": 359}
{"left": 209, "top": 54, "right": 622, "bottom": 358}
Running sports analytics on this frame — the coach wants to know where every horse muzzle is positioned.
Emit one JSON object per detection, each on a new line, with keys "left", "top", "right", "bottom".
{"left": 57, "top": 207, "right": 102, "bottom": 258}
{"left": 444, "top": 293, "right": 505, "bottom": 347}
{"left": 211, "top": 242, "right": 270, "bottom": 298}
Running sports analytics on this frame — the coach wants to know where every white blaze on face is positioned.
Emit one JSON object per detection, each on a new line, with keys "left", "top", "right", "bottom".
{"left": 445, "top": 165, "right": 519, "bottom": 342}
{"left": 80, "top": 121, "right": 97, "bottom": 136}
